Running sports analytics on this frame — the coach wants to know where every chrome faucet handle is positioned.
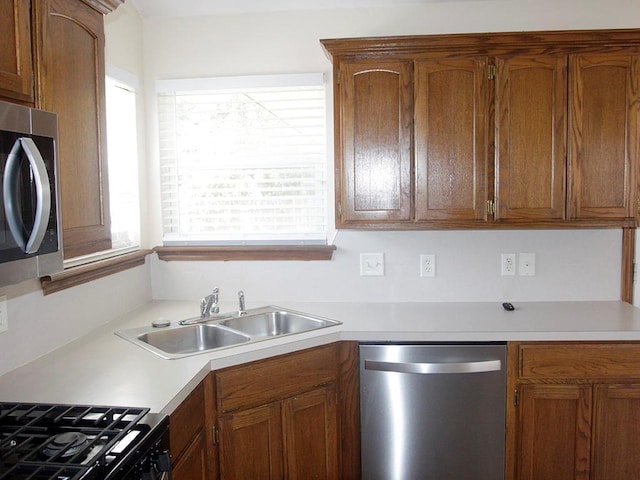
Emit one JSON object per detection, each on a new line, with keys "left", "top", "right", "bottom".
{"left": 238, "top": 290, "right": 246, "bottom": 315}
{"left": 200, "top": 287, "right": 220, "bottom": 318}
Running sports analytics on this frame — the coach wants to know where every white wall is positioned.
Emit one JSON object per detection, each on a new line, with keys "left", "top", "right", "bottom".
{"left": 0, "top": 2, "right": 150, "bottom": 377}
{"left": 143, "top": 0, "right": 636, "bottom": 304}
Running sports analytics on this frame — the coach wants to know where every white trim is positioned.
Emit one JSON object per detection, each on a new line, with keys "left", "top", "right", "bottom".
{"left": 156, "top": 73, "right": 324, "bottom": 93}
{"left": 106, "top": 64, "right": 140, "bottom": 90}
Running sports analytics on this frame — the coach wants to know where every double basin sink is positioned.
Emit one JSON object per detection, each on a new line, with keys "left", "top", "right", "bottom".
{"left": 115, "top": 306, "right": 341, "bottom": 359}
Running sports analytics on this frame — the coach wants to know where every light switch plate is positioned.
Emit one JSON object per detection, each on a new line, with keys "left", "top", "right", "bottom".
{"left": 360, "top": 253, "right": 385, "bottom": 276}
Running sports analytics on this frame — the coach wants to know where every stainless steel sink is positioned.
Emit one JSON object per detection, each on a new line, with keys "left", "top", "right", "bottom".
{"left": 116, "top": 323, "right": 250, "bottom": 359}
{"left": 115, "top": 306, "right": 341, "bottom": 360}
{"left": 219, "top": 310, "right": 337, "bottom": 337}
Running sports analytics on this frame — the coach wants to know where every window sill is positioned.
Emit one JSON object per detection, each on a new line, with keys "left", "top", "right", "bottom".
{"left": 40, "top": 249, "right": 153, "bottom": 295}
{"left": 153, "top": 245, "right": 337, "bottom": 261}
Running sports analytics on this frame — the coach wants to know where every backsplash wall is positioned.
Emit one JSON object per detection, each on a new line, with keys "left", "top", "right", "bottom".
{"left": 143, "top": 0, "right": 636, "bottom": 305}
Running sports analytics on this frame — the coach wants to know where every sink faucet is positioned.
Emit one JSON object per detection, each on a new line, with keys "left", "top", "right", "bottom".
{"left": 201, "top": 287, "right": 220, "bottom": 318}
{"left": 238, "top": 290, "right": 246, "bottom": 315}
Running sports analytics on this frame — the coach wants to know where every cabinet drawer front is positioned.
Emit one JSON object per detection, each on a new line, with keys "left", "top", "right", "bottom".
{"left": 519, "top": 343, "right": 640, "bottom": 379}
{"left": 217, "top": 344, "right": 339, "bottom": 413}
{"left": 170, "top": 382, "right": 205, "bottom": 462}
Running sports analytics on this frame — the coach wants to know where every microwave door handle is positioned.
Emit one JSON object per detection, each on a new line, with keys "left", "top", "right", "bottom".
{"left": 19, "top": 138, "right": 52, "bottom": 254}
{"left": 2, "top": 139, "right": 27, "bottom": 250}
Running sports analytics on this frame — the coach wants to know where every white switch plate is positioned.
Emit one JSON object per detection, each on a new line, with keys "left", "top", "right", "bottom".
{"left": 519, "top": 253, "right": 536, "bottom": 276}
{"left": 360, "top": 253, "right": 385, "bottom": 276}
{"left": 420, "top": 254, "right": 436, "bottom": 277}
{"left": 501, "top": 253, "right": 516, "bottom": 276}
{"left": 0, "top": 295, "right": 7, "bottom": 333}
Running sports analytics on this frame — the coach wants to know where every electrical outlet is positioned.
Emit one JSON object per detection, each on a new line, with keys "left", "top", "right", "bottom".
{"left": 0, "top": 295, "right": 7, "bottom": 333}
{"left": 360, "top": 253, "right": 384, "bottom": 276}
{"left": 501, "top": 253, "right": 516, "bottom": 276}
{"left": 420, "top": 254, "right": 436, "bottom": 277}
{"left": 519, "top": 253, "right": 536, "bottom": 276}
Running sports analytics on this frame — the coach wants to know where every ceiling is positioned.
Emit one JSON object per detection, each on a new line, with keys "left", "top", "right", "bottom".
{"left": 129, "top": 0, "right": 475, "bottom": 18}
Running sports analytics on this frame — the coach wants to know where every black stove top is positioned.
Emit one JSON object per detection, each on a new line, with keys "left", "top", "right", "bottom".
{"left": 0, "top": 402, "right": 169, "bottom": 480}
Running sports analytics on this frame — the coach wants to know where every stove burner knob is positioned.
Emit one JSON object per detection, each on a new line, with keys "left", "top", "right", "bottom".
{"left": 157, "top": 450, "right": 172, "bottom": 472}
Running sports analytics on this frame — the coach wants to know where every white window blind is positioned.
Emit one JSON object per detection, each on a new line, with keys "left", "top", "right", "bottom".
{"left": 157, "top": 74, "right": 327, "bottom": 245}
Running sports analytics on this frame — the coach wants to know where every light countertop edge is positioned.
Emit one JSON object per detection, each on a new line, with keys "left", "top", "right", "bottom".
{"left": 2, "top": 299, "right": 640, "bottom": 414}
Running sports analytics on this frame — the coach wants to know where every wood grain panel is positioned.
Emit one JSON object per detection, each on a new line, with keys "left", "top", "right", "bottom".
{"left": 283, "top": 386, "right": 338, "bottom": 480}
{"left": 517, "top": 384, "right": 591, "bottom": 480}
{"left": 170, "top": 381, "right": 205, "bottom": 463}
{"left": 414, "top": 57, "right": 488, "bottom": 221}
{"left": 592, "top": 384, "right": 640, "bottom": 480}
{"left": 337, "top": 342, "right": 360, "bottom": 480}
{"left": 34, "top": 0, "right": 112, "bottom": 258}
{"left": 495, "top": 55, "right": 567, "bottom": 220}
{"left": 519, "top": 343, "right": 640, "bottom": 379}
{"left": 216, "top": 344, "right": 338, "bottom": 413}
{"left": 338, "top": 60, "right": 412, "bottom": 223}
{"left": 219, "top": 402, "right": 284, "bottom": 479}
{"left": 172, "top": 429, "right": 208, "bottom": 480}
{"left": 569, "top": 53, "right": 640, "bottom": 220}
{"left": 0, "top": 0, "right": 33, "bottom": 102}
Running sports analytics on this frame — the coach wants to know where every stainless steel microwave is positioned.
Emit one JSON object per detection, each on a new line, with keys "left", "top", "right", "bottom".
{"left": 0, "top": 100, "right": 62, "bottom": 287}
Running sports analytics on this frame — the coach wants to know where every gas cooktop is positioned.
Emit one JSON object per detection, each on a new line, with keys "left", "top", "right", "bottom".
{"left": 0, "top": 402, "right": 170, "bottom": 480}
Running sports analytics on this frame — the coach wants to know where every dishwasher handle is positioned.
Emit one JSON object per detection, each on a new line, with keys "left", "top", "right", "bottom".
{"left": 364, "top": 358, "right": 502, "bottom": 375}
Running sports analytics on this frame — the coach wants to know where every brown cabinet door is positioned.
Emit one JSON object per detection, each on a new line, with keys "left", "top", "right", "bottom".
{"left": 517, "top": 384, "right": 591, "bottom": 480}
{"left": 414, "top": 57, "right": 488, "bottom": 221}
{"left": 283, "top": 386, "right": 338, "bottom": 480}
{"left": 337, "top": 60, "right": 413, "bottom": 224}
{"left": 568, "top": 53, "right": 640, "bottom": 220}
{"left": 592, "top": 384, "right": 640, "bottom": 480}
{"left": 0, "top": 0, "right": 33, "bottom": 102}
{"left": 219, "top": 402, "right": 284, "bottom": 480}
{"left": 172, "top": 429, "right": 209, "bottom": 480}
{"left": 495, "top": 56, "right": 567, "bottom": 220}
{"left": 33, "top": 0, "right": 112, "bottom": 258}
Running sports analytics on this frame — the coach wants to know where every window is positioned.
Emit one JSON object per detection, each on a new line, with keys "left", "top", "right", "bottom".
{"left": 156, "top": 73, "right": 327, "bottom": 246}
{"left": 106, "top": 74, "right": 141, "bottom": 251}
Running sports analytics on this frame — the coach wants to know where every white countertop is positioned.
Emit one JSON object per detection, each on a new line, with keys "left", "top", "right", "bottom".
{"left": 2, "top": 300, "right": 640, "bottom": 414}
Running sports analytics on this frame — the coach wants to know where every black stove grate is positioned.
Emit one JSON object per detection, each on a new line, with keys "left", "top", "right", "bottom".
{"left": 0, "top": 403, "right": 150, "bottom": 480}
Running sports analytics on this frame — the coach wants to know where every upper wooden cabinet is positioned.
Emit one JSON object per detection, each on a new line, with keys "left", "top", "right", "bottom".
{"left": 568, "top": 53, "right": 640, "bottom": 221}
{"left": 338, "top": 60, "right": 413, "bottom": 222}
{"left": 0, "top": 0, "right": 123, "bottom": 259}
{"left": 0, "top": 0, "right": 33, "bottom": 103}
{"left": 414, "top": 57, "right": 488, "bottom": 222}
{"left": 34, "top": 0, "right": 113, "bottom": 258}
{"left": 321, "top": 30, "right": 640, "bottom": 230}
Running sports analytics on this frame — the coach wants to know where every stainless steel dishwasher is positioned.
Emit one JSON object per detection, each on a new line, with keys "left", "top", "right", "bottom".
{"left": 360, "top": 343, "right": 506, "bottom": 480}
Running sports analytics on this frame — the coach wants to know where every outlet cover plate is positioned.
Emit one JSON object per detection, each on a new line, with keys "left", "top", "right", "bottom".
{"left": 501, "top": 253, "right": 516, "bottom": 276}
{"left": 360, "top": 253, "right": 385, "bottom": 276}
{"left": 420, "top": 254, "right": 436, "bottom": 277}
{"left": 519, "top": 253, "right": 536, "bottom": 276}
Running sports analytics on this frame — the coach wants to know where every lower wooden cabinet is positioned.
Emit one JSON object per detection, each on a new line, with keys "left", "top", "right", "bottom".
{"left": 170, "top": 379, "right": 209, "bottom": 480}
{"left": 508, "top": 342, "right": 640, "bottom": 480}
{"left": 219, "top": 386, "right": 338, "bottom": 479}
{"left": 168, "top": 342, "right": 359, "bottom": 480}
{"left": 172, "top": 429, "right": 209, "bottom": 480}
{"left": 215, "top": 342, "right": 357, "bottom": 480}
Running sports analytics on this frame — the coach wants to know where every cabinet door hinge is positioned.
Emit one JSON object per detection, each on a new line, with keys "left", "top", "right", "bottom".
{"left": 514, "top": 389, "right": 519, "bottom": 407}
{"left": 213, "top": 425, "right": 219, "bottom": 445}
{"left": 488, "top": 64, "right": 497, "bottom": 80}
{"left": 336, "top": 68, "right": 341, "bottom": 85}
{"left": 337, "top": 201, "right": 343, "bottom": 220}
{"left": 636, "top": 197, "right": 640, "bottom": 214}
{"left": 487, "top": 199, "right": 495, "bottom": 216}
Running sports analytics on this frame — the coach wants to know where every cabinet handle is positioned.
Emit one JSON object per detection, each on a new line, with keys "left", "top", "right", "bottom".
{"left": 364, "top": 359, "right": 502, "bottom": 375}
